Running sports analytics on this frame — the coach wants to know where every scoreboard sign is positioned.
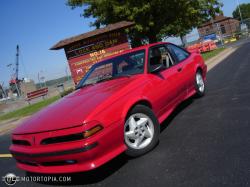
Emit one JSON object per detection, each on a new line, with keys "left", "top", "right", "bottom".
{"left": 65, "top": 30, "right": 130, "bottom": 84}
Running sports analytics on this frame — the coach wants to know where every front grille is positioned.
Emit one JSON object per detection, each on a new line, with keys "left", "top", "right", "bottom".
{"left": 40, "top": 133, "right": 84, "bottom": 145}
{"left": 12, "top": 139, "right": 31, "bottom": 146}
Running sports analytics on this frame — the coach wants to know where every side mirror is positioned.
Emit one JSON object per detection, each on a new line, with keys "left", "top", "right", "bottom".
{"left": 150, "top": 64, "right": 164, "bottom": 73}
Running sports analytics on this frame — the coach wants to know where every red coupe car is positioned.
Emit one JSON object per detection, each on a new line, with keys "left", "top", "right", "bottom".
{"left": 10, "top": 42, "right": 207, "bottom": 173}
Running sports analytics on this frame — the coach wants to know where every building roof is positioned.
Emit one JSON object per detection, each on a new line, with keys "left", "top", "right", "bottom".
{"left": 50, "top": 21, "right": 135, "bottom": 50}
{"left": 199, "top": 15, "right": 239, "bottom": 28}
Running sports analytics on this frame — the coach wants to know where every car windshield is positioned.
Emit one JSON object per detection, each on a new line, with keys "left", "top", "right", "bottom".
{"left": 76, "top": 50, "right": 145, "bottom": 89}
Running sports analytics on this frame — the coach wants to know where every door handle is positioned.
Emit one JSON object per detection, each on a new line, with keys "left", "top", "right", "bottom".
{"left": 177, "top": 67, "right": 182, "bottom": 72}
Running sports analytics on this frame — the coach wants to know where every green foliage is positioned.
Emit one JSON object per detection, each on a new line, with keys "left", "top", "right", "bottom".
{"left": 67, "top": 0, "right": 222, "bottom": 46}
{"left": 201, "top": 47, "right": 225, "bottom": 61}
{"left": 60, "top": 87, "right": 75, "bottom": 97}
{"left": 233, "top": 3, "right": 250, "bottom": 20}
{"left": 0, "top": 96, "right": 60, "bottom": 121}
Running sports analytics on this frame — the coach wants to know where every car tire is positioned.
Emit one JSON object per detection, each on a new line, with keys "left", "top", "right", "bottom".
{"left": 124, "top": 105, "right": 160, "bottom": 157}
{"left": 195, "top": 70, "right": 205, "bottom": 97}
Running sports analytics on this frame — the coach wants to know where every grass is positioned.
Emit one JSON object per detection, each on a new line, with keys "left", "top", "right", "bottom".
{"left": 0, "top": 95, "right": 60, "bottom": 122}
{"left": 201, "top": 47, "right": 226, "bottom": 61}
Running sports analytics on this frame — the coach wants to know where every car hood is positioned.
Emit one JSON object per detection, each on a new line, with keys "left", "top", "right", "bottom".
{"left": 13, "top": 76, "right": 144, "bottom": 134}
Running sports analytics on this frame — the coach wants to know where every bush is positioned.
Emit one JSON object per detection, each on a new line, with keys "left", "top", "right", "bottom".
{"left": 60, "top": 87, "right": 75, "bottom": 97}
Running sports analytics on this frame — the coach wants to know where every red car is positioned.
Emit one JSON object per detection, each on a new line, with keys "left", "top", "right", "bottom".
{"left": 10, "top": 42, "right": 207, "bottom": 173}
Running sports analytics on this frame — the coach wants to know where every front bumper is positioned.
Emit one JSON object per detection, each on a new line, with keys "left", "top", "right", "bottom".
{"left": 10, "top": 122, "right": 126, "bottom": 174}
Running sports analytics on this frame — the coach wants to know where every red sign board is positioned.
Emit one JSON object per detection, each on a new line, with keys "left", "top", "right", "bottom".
{"left": 65, "top": 30, "right": 130, "bottom": 84}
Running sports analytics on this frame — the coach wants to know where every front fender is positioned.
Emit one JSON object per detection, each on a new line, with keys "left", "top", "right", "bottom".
{"left": 121, "top": 96, "right": 153, "bottom": 122}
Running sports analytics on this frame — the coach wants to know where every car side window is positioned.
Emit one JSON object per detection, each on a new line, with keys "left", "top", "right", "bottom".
{"left": 149, "top": 46, "right": 174, "bottom": 71}
{"left": 167, "top": 44, "right": 190, "bottom": 62}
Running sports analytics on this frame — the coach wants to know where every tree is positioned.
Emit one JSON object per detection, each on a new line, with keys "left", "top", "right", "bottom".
{"left": 233, "top": 3, "right": 250, "bottom": 20}
{"left": 67, "top": 0, "right": 222, "bottom": 47}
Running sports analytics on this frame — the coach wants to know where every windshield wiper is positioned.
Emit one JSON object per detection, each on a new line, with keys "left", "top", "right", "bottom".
{"left": 96, "top": 77, "right": 114, "bottom": 83}
{"left": 76, "top": 83, "right": 95, "bottom": 90}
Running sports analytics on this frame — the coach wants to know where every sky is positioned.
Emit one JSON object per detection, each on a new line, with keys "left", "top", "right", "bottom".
{"left": 0, "top": 0, "right": 250, "bottom": 87}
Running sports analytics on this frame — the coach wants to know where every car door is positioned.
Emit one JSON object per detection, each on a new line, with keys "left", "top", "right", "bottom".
{"left": 166, "top": 44, "right": 192, "bottom": 100}
{"left": 146, "top": 45, "right": 185, "bottom": 118}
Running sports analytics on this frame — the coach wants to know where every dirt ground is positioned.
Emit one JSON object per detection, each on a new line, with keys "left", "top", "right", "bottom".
{"left": 0, "top": 99, "right": 27, "bottom": 115}
{"left": 0, "top": 116, "right": 30, "bottom": 135}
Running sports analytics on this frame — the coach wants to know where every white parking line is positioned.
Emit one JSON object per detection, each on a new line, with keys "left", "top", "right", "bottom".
{"left": 0, "top": 154, "right": 12, "bottom": 158}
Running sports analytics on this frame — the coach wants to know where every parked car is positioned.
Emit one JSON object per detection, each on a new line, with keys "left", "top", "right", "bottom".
{"left": 10, "top": 42, "right": 207, "bottom": 174}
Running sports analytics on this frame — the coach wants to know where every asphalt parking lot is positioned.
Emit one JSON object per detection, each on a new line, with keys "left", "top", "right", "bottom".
{"left": 1, "top": 42, "right": 250, "bottom": 187}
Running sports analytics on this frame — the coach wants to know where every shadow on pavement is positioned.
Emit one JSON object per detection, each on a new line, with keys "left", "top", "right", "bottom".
{"left": 26, "top": 153, "right": 128, "bottom": 185}
{"left": 160, "top": 97, "right": 194, "bottom": 132}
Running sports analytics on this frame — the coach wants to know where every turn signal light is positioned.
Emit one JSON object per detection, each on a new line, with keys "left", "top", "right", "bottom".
{"left": 83, "top": 125, "right": 103, "bottom": 138}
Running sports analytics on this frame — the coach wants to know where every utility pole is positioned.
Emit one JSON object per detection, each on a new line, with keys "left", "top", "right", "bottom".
{"left": 211, "top": 16, "right": 224, "bottom": 47}
{"left": 216, "top": 23, "right": 225, "bottom": 48}
{"left": 236, "top": 0, "right": 243, "bottom": 23}
{"left": 7, "top": 46, "right": 21, "bottom": 98}
{"left": 16, "top": 45, "right": 19, "bottom": 81}
{"left": 15, "top": 45, "right": 21, "bottom": 97}
{"left": 38, "top": 72, "right": 42, "bottom": 88}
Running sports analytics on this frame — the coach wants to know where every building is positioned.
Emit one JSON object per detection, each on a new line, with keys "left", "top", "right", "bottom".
{"left": 198, "top": 15, "right": 240, "bottom": 39}
{"left": 51, "top": 21, "right": 134, "bottom": 84}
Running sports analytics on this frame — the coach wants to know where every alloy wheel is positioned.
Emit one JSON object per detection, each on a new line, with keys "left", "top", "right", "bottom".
{"left": 196, "top": 72, "right": 205, "bottom": 93}
{"left": 124, "top": 113, "right": 154, "bottom": 149}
